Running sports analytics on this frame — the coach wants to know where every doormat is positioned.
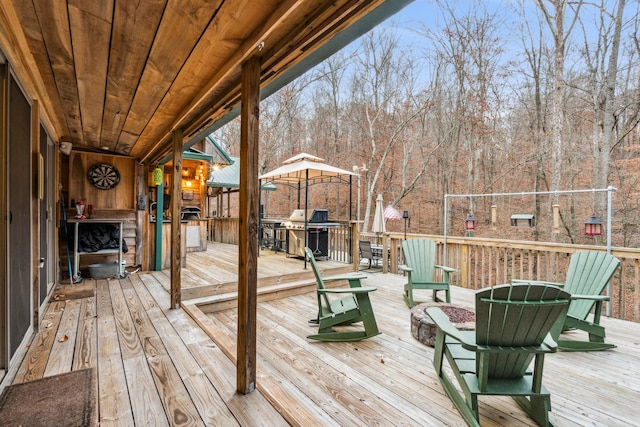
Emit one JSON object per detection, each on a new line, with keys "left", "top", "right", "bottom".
{"left": 0, "top": 368, "right": 96, "bottom": 427}
{"left": 53, "top": 284, "right": 95, "bottom": 301}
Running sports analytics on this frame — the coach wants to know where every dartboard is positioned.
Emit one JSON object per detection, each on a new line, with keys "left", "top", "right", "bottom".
{"left": 88, "top": 163, "right": 120, "bottom": 190}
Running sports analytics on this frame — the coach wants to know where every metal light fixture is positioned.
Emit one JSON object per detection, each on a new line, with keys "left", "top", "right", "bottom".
{"left": 403, "top": 210, "right": 410, "bottom": 240}
{"left": 465, "top": 212, "right": 476, "bottom": 237}
{"left": 584, "top": 213, "right": 603, "bottom": 236}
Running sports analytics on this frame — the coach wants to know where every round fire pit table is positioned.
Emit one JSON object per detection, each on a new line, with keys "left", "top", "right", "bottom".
{"left": 410, "top": 303, "right": 475, "bottom": 347}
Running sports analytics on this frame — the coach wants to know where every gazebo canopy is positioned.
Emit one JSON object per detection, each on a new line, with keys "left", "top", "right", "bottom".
{"left": 259, "top": 153, "right": 355, "bottom": 184}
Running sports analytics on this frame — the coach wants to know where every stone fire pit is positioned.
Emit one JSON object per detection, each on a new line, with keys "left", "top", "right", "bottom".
{"left": 410, "top": 303, "right": 475, "bottom": 347}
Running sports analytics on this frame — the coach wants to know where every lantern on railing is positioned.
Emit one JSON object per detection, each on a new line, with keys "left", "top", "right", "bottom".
{"left": 584, "top": 213, "right": 603, "bottom": 236}
{"left": 465, "top": 212, "right": 476, "bottom": 237}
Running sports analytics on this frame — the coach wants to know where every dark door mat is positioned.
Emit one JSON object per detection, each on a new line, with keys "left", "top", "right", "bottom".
{"left": 53, "top": 284, "right": 95, "bottom": 301}
{"left": 0, "top": 368, "right": 97, "bottom": 427}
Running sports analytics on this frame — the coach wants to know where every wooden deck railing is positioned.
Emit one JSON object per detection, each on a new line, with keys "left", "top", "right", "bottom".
{"left": 210, "top": 221, "right": 639, "bottom": 322}
{"left": 359, "top": 232, "right": 640, "bottom": 323}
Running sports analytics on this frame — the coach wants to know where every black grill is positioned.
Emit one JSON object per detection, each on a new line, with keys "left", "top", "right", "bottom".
{"left": 181, "top": 207, "right": 201, "bottom": 220}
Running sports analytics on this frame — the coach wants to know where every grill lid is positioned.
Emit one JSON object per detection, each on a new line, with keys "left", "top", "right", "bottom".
{"left": 181, "top": 207, "right": 201, "bottom": 220}
{"left": 287, "top": 209, "right": 328, "bottom": 223}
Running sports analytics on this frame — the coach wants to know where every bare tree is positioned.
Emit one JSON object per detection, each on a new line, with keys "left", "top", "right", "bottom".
{"left": 576, "top": 0, "right": 627, "bottom": 215}
{"left": 347, "top": 28, "right": 430, "bottom": 232}
{"left": 535, "top": 0, "right": 584, "bottom": 207}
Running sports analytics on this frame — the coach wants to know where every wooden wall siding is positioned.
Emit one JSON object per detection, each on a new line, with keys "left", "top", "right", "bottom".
{"left": 68, "top": 151, "right": 135, "bottom": 210}
{"left": 213, "top": 218, "right": 240, "bottom": 245}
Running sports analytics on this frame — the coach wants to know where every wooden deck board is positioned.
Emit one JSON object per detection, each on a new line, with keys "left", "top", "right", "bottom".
{"left": 43, "top": 298, "right": 81, "bottom": 377}
{"left": 4, "top": 241, "right": 639, "bottom": 426}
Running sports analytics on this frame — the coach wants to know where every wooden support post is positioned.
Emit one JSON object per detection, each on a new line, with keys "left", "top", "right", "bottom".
{"left": 237, "top": 56, "right": 260, "bottom": 394}
{"left": 170, "top": 129, "right": 183, "bottom": 309}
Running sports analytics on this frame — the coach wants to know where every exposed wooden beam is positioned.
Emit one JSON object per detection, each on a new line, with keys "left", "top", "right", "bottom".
{"left": 237, "top": 56, "right": 260, "bottom": 395}
{"left": 170, "top": 128, "right": 183, "bottom": 309}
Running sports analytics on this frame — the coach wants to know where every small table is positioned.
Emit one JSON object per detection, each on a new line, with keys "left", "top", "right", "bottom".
{"left": 68, "top": 218, "right": 125, "bottom": 283}
{"left": 370, "top": 243, "right": 402, "bottom": 273}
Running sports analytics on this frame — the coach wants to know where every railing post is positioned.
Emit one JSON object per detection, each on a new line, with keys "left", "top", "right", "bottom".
{"left": 351, "top": 221, "right": 359, "bottom": 272}
{"left": 382, "top": 234, "right": 389, "bottom": 274}
{"left": 390, "top": 236, "right": 399, "bottom": 274}
{"left": 460, "top": 243, "right": 470, "bottom": 289}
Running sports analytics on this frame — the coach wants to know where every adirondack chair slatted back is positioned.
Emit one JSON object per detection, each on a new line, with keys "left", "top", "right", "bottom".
{"left": 475, "top": 284, "right": 571, "bottom": 379}
{"left": 305, "top": 247, "right": 332, "bottom": 313}
{"left": 563, "top": 251, "right": 620, "bottom": 321}
{"left": 402, "top": 238, "right": 437, "bottom": 281}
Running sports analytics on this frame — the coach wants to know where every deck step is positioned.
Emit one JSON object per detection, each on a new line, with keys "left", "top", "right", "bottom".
{"left": 189, "top": 265, "right": 356, "bottom": 313}
{"left": 182, "top": 264, "right": 354, "bottom": 301}
{"left": 191, "top": 279, "right": 317, "bottom": 313}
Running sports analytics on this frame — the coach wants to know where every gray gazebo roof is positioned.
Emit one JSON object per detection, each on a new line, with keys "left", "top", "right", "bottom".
{"left": 259, "top": 153, "right": 355, "bottom": 184}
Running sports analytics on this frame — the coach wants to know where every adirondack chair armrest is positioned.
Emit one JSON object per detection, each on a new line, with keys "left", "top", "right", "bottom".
{"left": 542, "top": 334, "right": 559, "bottom": 351}
{"left": 570, "top": 294, "right": 609, "bottom": 302}
{"left": 323, "top": 274, "right": 367, "bottom": 288}
{"left": 426, "top": 307, "right": 477, "bottom": 349}
{"left": 435, "top": 265, "right": 457, "bottom": 274}
{"left": 399, "top": 265, "right": 412, "bottom": 273}
{"left": 317, "top": 287, "right": 377, "bottom": 295}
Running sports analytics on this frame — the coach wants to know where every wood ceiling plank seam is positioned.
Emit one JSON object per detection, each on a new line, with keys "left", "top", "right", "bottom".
{"left": 154, "top": 0, "right": 398, "bottom": 166}
{"left": 68, "top": 3, "right": 113, "bottom": 149}
{"left": 68, "top": 0, "right": 114, "bottom": 23}
{"left": 32, "top": 0, "right": 84, "bottom": 143}
{"left": 137, "top": 0, "right": 337, "bottom": 163}
{"left": 152, "top": 0, "right": 408, "bottom": 164}
{"left": 134, "top": 0, "right": 287, "bottom": 162}
{"left": 117, "top": 0, "right": 221, "bottom": 155}
{"left": 151, "top": 0, "right": 366, "bottom": 159}
{"left": 103, "top": 0, "right": 168, "bottom": 153}
{"left": 183, "top": 2, "right": 365, "bottom": 142}
{"left": 0, "top": 3, "right": 64, "bottom": 140}
{"left": 130, "top": 0, "right": 250, "bottom": 160}
{"left": 158, "top": 0, "right": 307, "bottom": 137}
{"left": 141, "top": 0, "right": 361, "bottom": 164}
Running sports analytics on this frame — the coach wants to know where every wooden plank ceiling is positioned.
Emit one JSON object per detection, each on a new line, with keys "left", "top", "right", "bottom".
{"left": 4, "top": 0, "right": 398, "bottom": 164}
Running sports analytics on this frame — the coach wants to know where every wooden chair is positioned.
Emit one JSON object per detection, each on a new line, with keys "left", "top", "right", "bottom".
{"left": 427, "top": 283, "right": 571, "bottom": 427}
{"left": 359, "top": 240, "right": 382, "bottom": 269}
{"left": 399, "top": 238, "right": 456, "bottom": 307}
{"left": 305, "top": 247, "right": 380, "bottom": 342}
{"left": 515, "top": 250, "right": 620, "bottom": 351}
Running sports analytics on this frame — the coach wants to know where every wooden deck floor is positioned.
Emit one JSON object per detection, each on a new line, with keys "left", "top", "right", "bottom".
{"left": 3, "top": 242, "right": 639, "bottom": 426}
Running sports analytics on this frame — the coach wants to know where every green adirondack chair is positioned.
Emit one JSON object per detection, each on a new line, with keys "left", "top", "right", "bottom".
{"left": 515, "top": 250, "right": 620, "bottom": 351}
{"left": 305, "top": 247, "right": 380, "bottom": 342}
{"left": 400, "top": 238, "right": 456, "bottom": 307}
{"left": 427, "top": 283, "right": 571, "bottom": 427}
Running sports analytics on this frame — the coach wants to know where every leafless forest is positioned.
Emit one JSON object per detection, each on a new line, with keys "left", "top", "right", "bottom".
{"left": 214, "top": 0, "right": 640, "bottom": 249}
